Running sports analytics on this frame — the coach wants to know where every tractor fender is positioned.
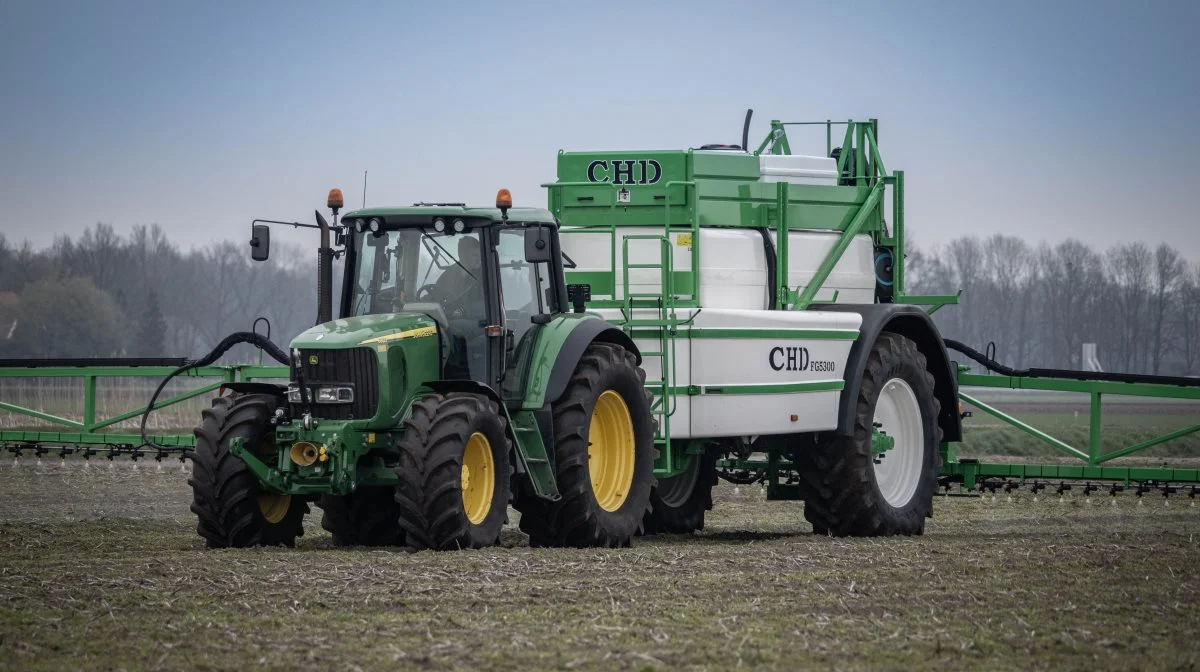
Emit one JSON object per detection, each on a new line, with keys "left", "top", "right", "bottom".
{"left": 545, "top": 319, "right": 641, "bottom": 405}
{"left": 423, "top": 379, "right": 505, "bottom": 408}
{"left": 817, "top": 304, "right": 962, "bottom": 443}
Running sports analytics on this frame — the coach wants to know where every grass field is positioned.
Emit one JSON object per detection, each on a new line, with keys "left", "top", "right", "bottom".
{"left": 1, "top": 463, "right": 1197, "bottom": 671}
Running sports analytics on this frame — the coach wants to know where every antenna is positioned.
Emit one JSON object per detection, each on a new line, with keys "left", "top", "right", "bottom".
{"left": 362, "top": 170, "right": 368, "bottom": 209}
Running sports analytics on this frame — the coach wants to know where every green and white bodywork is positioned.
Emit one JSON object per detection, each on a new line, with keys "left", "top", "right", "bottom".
{"left": 549, "top": 120, "right": 963, "bottom": 500}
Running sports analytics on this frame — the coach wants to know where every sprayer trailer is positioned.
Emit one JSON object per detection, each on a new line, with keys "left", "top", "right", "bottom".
{"left": 548, "top": 114, "right": 962, "bottom": 536}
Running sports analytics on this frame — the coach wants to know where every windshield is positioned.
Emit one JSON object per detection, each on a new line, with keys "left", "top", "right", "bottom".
{"left": 349, "top": 228, "right": 485, "bottom": 320}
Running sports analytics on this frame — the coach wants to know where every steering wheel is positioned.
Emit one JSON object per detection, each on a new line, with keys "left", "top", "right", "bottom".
{"left": 415, "top": 283, "right": 439, "bottom": 302}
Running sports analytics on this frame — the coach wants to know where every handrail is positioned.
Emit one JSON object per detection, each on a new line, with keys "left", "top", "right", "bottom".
{"left": 790, "top": 180, "right": 887, "bottom": 310}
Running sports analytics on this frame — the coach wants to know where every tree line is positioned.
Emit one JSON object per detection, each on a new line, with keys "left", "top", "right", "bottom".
{"left": 1, "top": 224, "right": 1198, "bottom": 376}
{"left": 0, "top": 224, "right": 323, "bottom": 363}
{"left": 908, "top": 235, "right": 1200, "bottom": 376}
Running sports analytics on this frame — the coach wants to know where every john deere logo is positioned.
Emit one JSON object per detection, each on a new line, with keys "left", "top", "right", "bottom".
{"left": 308, "top": 355, "right": 319, "bottom": 365}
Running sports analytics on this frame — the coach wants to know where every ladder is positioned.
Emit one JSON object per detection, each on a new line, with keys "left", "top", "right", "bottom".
{"left": 620, "top": 234, "right": 678, "bottom": 446}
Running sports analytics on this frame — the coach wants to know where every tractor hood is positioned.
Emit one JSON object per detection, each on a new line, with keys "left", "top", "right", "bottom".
{"left": 290, "top": 313, "right": 439, "bottom": 350}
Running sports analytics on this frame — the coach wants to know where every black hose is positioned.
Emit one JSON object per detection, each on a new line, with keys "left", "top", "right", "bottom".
{"left": 944, "top": 339, "right": 1024, "bottom": 377}
{"left": 944, "top": 339, "right": 1200, "bottom": 387}
{"left": 139, "top": 332, "right": 291, "bottom": 455}
{"left": 758, "top": 228, "right": 777, "bottom": 310}
{"left": 717, "top": 468, "right": 765, "bottom": 485}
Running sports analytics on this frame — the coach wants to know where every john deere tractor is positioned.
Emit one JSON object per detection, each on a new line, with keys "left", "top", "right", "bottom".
{"left": 188, "top": 189, "right": 657, "bottom": 550}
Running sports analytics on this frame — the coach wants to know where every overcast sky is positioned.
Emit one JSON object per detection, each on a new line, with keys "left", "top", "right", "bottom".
{"left": 1, "top": 0, "right": 1197, "bottom": 260}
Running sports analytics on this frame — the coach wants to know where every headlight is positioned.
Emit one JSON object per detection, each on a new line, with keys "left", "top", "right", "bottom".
{"left": 452, "top": 218, "right": 465, "bottom": 233}
{"left": 315, "top": 386, "right": 355, "bottom": 403}
{"left": 287, "top": 384, "right": 354, "bottom": 404}
{"left": 433, "top": 218, "right": 446, "bottom": 233}
{"left": 368, "top": 218, "right": 382, "bottom": 233}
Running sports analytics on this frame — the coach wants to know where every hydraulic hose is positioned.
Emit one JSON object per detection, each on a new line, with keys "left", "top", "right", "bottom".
{"left": 943, "top": 339, "right": 1024, "bottom": 377}
{"left": 139, "top": 331, "right": 291, "bottom": 455}
{"left": 943, "top": 339, "right": 1200, "bottom": 387}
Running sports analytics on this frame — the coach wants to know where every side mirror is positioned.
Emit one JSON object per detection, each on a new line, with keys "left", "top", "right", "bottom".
{"left": 567, "top": 283, "right": 591, "bottom": 314}
{"left": 250, "top": 224, "right": 270, "bottom": 262}
{"left": 524, "top": 227, "right": 553, "bottom": 263}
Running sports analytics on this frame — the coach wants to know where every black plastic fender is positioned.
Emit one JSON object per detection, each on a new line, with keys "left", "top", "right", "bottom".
{"left": 817, "top": 304, "right": 962, "bottom": 443}
{"left": 545, "top": 320, "right": 641, "bottom": 405}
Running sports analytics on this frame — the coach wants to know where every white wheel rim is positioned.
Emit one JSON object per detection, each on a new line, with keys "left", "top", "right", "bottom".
{"left": 872, "top": 378, "right": 924, "bottom": 508}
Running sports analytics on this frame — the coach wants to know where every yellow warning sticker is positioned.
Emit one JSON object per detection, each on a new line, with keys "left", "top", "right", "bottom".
{"left": 675, "top": 233, "right": 693, "bottom": 247}
{"left": 360, "top": 325, "right": 438, "bottom": 345}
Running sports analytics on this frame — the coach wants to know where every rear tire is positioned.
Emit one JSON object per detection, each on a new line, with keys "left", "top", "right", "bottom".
{"left": 188, "top": 393, "right": 308, "bottom": 548}
{"left": 317, "top": 488, "right": 405, "bottom": 547}
{"left": 394, "top": 393, "right": 512, "bottom": 551}
{"left": 794, "top": 333, "right": 941, "bottom": 536}
{"left": 642, "top": 446, "right": 717, "bottom": 534}
{"left": 516, "top": 342, "right": 656, "bottom": 548}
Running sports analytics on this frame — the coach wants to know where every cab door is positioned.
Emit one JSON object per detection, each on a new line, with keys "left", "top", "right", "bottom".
{"left": 495, "top": 227, "right": 553, "bottom": 403}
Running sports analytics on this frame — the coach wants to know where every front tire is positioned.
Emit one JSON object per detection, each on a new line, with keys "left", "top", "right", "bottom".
{"left": 188, "top": 393, "right": 308, "bottom": 548}
{"left": 794, "top": 333, "right": 941, "bottom": 536}
{"left": 394, "top": 393, "right": 512, "bottom": 551}
{"left": 517, "top": 342, "right": 656, "bottom": 548}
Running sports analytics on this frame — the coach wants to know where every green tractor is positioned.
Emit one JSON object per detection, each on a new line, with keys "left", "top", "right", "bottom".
{"left": 189, "top": 189, "right": 657, "bottom": 550}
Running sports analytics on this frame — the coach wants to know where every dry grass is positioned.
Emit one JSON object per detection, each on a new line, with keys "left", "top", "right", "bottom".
{"left": 0, "top": 462, "right": 1197, "bottom": 671}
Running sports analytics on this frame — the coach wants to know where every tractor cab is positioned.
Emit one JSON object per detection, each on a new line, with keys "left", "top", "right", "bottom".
{"left": 335, "top": 192, "right": 569, "bottom": 399}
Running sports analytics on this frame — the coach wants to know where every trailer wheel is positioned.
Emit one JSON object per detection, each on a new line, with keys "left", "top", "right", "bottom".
{"left": 517, "top": 342, "right": 656, "bottom": 548}
{"left": 394, "top": 393, "right": 512, "bottom": 551}
{"left": 795, "top": 332, "right": 941, "bottom": 536}
{"left": 642, "top": 447, "right": 717, "bottom": 534}
{"left": 316, "top": 488, "right": 405, "bottom": 547}
{"left": 188, "top": 393, "right": 308, "bottom": 548}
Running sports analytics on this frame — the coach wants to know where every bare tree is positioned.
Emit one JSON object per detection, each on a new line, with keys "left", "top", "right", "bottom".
{"left": 1106, "top": 242, "right": 1152, "bottom": 372}
{"left": 1149, "top": 244, "right": 1185, "bottom": 374}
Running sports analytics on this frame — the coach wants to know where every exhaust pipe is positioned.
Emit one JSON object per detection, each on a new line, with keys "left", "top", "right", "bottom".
{"left": 741, "top": 108, "right": 753, "bottom": 152}
{"left": 315, "top": 189, "right": 343, "bottom": 326}
{"left": 315, "top": 210, "right": 333, "bottom": 325}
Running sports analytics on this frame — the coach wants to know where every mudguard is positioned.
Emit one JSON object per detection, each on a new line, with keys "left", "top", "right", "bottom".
{"left": 817, "top": 304, "right": 962, "bottom": 442}
{"left": 544, "top": 319, "right": 641, "bottom": 405}
{"left": 423, "top": 379, "right": 505, "bottom": 407}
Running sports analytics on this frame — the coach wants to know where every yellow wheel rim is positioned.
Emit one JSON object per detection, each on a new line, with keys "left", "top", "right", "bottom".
{"left": 258, "top": 493, "right": 291, "bottom": 524}
{"left": 462, "top": 432, "right": 495, "bottom": 525}
{"left": 588, "top": 390, "right": 635, "bottom": 512}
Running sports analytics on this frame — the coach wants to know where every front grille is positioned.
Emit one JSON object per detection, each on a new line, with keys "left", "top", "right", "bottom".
{"left": 290, "top": 347, "right": 379, "bottom": 420}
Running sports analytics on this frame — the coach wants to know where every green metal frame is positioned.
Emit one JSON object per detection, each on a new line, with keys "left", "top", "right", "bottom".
{"left": 548, "top": 119, "right": 959, "bottom": 315}
{"left": 0, "top": 364, "right": 288, "bottom": 454}
{"left": 940, "top": 367, "right": 1200, "bottom": 491}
